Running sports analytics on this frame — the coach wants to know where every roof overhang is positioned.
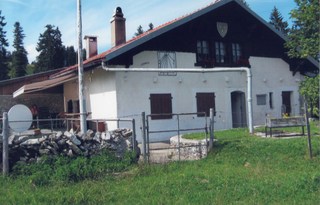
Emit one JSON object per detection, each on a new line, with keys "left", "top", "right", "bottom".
{"left": 13, "top": 73, "right": 77, "bottom": 98}
{"left": 104, "top": 0, "right": 319, "bottom": 72}
{"left": 104, "top": 0, "right": 289, "bottom": 62}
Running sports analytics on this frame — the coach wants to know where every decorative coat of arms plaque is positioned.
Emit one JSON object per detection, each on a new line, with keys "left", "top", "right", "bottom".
{"left": 217, "top": 22, "right": 228, "bottom": 38}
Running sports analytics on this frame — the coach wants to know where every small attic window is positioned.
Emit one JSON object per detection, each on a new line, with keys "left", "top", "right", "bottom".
{"left": 158, "top": 51, "right": 176, "bottom": 68}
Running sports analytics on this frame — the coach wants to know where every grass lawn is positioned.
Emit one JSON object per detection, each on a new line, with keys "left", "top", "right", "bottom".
{"left": 1, "top": 123, "right": 319, "bottom": 204}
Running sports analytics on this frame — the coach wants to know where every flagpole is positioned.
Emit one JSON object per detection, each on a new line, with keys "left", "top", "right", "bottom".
{"left": 77, "top": 0, "right": 87, "bottom": 134}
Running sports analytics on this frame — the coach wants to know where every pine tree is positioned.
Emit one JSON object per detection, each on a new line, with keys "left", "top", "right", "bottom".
{"left": 240, "top": 0, "right": 249, "bottom": 7}
{"left": 9, "top": 22, "right": 28, "bottom": 78}
{"left": 82, "top": 48, "right": 86, "bottom": 61}
{"left": 269, "top": 6, "right": 289, "bottom": 35}
{"left": 0, "top": 10, "right": 9, "bottom": 80}
{"left": 35, "top": 24, "right": 65, "bottom": 72}
{"left": 134, "top": 25, "right": 144, "bottom": 36}
{"left": 286, "top": 0, "right": 320, "bottom": 59}
{"left": 148, "top": 23, "right": 154, "bottom": 31}
{"left": 65, "top": 46, "right": 77, "bottom": 66}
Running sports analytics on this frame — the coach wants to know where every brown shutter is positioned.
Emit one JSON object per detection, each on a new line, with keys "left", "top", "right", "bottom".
{"left": 150, "top": 94, "right": 172, "bottom": 120}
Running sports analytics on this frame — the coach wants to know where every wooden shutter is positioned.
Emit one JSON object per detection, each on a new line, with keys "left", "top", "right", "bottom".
{"left": 196, "top": 92, "right": 215, "bottom": 117}
{"left": 150, "top": 94, "right": 172, "bottom": 120}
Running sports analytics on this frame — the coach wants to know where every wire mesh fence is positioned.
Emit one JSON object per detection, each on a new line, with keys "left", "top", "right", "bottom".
{"left": 140, "top": 110, "right": 214, "bottom": 163}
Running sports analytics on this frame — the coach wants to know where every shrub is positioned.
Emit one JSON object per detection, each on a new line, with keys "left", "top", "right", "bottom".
{"left": 11, "top": 149, "right": 135, "bottom": 185}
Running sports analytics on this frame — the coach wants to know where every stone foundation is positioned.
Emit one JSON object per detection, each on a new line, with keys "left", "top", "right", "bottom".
{"left": 169, "top": 135, "right": 208, "bottom": 160}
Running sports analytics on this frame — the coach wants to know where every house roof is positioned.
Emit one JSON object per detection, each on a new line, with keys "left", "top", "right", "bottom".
{"left": 13, "top": 73, "right": 77, "bottom": 98}
{"left": 33, "top": 0, "right": 320, "bottom": 79}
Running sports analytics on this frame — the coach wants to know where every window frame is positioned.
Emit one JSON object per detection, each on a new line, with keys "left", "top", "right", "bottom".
{"left": 256, "top": 94, "right": 267, "bottom": 106}
{"left": 197, "top": 40, "right": 209, "bottom": 58}
{"left": 231, "top": 43, "right": 242, "bottom": 63}
{"left": 215, "top": 41, "right": 226, "bottom": 64}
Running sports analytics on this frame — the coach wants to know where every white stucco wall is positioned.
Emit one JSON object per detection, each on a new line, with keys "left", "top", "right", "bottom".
{"left": 64, "top": 80, "right": 79, "bottom": 112}
{"left": 84, "top": 69, "right": 117, "bottom": 120}
{"left": 82, "top": 51, "right": 302, "bottom": 142}
{"left": 115, "top": 71, "right": 248, "bottom": 142}
{"left": 132, "top": 51, "right": 196, "bottom": 68}
{"left": 116, "top": 51, "right": 249, "bottom": 141}
{"left": 249, "top": 57, "right": 302, "bottom": 125}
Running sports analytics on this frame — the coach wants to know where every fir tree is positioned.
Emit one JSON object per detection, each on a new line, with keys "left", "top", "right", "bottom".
{"left": 148, "top": 23, "right": 154, "bottom": 31}
{"left": 64, "top": 46, "right": 77, "bottom": 66}
{"left": 269, "top": 6, "right": 289, "bottom": 35}
{"left": 35, "top": 24, "right": 65, "bottom": 72}
{"left": 9, "top": 22, "right": 28, "bottom": 78}
{"left": 134, "top": 25, "right": 144, "bottom": 36}
{"left": 0, "top": 10, "right": 9, "bottom": 80}
{"left": 240, "top": 0, "right": 249, "bottom": 7}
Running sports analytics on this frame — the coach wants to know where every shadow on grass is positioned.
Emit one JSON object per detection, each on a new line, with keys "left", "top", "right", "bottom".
{"left": 210, "top": 140, "right": 234, "bottom": 155}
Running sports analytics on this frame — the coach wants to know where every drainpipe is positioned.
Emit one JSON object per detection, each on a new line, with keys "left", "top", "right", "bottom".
{"left": 101, "top": 63, "right": 253, "bottom": 134}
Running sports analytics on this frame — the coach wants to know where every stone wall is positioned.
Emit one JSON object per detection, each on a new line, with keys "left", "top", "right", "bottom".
{"left": 170, "top": 136, "right": 208, "bottom": 160}
{"left": 0, "top": 94, "right": 64, "bottom": 114}
{"left": 0, "top": 128, "right": 139, "bottom": 169}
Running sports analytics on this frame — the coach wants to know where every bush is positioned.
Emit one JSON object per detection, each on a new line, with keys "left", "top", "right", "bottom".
{"left": 11, "top": 149, "right": 135, "bottom": 185}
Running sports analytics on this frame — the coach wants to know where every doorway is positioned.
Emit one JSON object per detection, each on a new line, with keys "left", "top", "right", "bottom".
{"left": 282, "top": 91, "right": 292, "bottom": 116}
{"left": 231, "top": 91, "right": 247, "bottom": 128}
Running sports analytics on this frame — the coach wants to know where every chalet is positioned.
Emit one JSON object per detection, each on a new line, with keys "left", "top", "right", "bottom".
{"left": 6, "top": 0, "right": 319, "bottom": 141}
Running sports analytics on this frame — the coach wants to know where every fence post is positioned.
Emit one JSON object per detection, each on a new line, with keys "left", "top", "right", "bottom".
{"left": 66, "top": 118, "right": 69, "bottom": 131}
{"left": 132, "top": 119, "right": 136, "bottom": 153}
{"left": 141, "top": 112, "right": 147, "bottom": 163}
{"left": 304, "top": 98, "right": 312, "bottom": 159}
{"left": 177, "top": 114, "right": 181, "bottom": 161}
{"left": 36, "top": 116, "right": 39, "bottom": 129}
{"left": 209, "top": 108, "right": 214, "bottom": 151}
{"left": 2, "top": 112, "right": 9, "bottom": 175}
{"left": 50, "top": 117, "right": 53, "bottom": 132}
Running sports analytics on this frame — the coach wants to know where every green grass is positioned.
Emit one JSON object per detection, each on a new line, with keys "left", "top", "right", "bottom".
{"left": 183, "top": 121, "right": 320, "bottom": 140}
{"left": 255, "top": 120, "right": 320, "bottom": 135}
{"left": 1, "top": 124, "right": 320, "bottom": 204}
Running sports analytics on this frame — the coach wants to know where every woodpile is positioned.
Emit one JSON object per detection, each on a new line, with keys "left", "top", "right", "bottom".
{"left": 1, "top": 128, "right": 139, "bottom": 167}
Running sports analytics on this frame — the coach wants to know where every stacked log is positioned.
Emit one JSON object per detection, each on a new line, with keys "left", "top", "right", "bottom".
{"left": 1, "top": 128, "right": 139, "bottom": 167}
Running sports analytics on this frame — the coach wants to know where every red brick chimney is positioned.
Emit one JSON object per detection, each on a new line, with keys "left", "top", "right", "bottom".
{"left": 110, "top": 7, "right": 126, "bottom": 47}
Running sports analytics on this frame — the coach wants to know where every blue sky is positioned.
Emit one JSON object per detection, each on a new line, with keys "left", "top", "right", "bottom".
{"left": 1, "top": 0, "right": 296, "bottom": 63}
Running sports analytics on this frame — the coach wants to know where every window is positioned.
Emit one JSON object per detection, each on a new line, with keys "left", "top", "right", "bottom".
{"left": 215, "top": 42, "right": 226, "bottom": 63}
{"left": 196, "top": 40, "right": 211, "bottom": 63}
{"left": 256, "top": 94, "right": 267, "bottom": 105}
{"left": 149, "top": 94, "right": 173, "bottom": 120}
{"left": 232, "top": 43, "right": 241, "bottom": 63}
{"left": 196, "top": 92, "right": 215, "bottom": 117}
{"left": 158, "top": 51, "right": 176, "bottom": 68}
{"left": 269, "top": 92, "right": 273, "bottom": 109}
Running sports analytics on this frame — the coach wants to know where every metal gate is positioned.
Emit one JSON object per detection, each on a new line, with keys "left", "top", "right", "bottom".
{"left": 141, "top": 109, "right": 214, "bottom": 163}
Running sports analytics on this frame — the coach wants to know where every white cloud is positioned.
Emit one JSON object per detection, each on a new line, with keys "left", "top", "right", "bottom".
{"left": 3, "top": 0, "right": 27, "bottom": 5}
{"left": 26, "top": 44, "right": 38, "bottom": 63}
